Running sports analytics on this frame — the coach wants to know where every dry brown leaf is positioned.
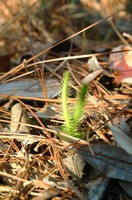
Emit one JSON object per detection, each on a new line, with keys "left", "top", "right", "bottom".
{"left": 10, "top": 103, "right": 30, "bottom": 133}
{"left": 63, "top": 152, "right": 85, "bottom": 179}
{"left": 109, "top": 45, "right": 132, "bottom": 84}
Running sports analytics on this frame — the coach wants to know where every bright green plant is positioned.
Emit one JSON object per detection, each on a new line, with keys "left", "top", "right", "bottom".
{"left": 60, "top": 71, "right": 88, "bottom": 138}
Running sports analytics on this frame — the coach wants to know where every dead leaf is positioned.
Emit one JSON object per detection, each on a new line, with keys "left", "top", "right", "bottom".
{"left": 118, "top": 180, "right": 132, "bottom": 198}
{"left": 10, "top": 103, "right": 30, "bottom": 134}
{"left": 81, "top": 69, "right": 104, "bottom": 84}
{"left": 77, "top": 143, "right": 132, "bottom": 182}
{"left": 0, "top": 78, "right": 61, "bottom": 98}
{"left": 109, "top": 125, "right": 132, "bottom": 155}
{"left": 35, "top": 105, "right": 59, "bottom": 119}
{"left": 118, "top": 122, "right": 131, "bottom": 137}
{"left": 109, "top": 45, "right": 132, "bottom": 84}
{"left": 88, "top": 56, "right": 102, "bottom": 72}
{"left": 63, "top": 152, "right": 85, "bottom": 179}
{"left": 85, "top": 177, "right": 109, "bottom": 200}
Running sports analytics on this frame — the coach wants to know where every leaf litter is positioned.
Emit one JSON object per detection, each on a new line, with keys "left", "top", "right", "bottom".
{"left": 0, "top": 1, "right": 132, "bottom": 200}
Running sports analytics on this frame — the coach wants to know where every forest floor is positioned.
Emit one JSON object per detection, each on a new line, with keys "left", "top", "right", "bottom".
{"left": 0, "top": 1, "right": 132, "bottom": 200}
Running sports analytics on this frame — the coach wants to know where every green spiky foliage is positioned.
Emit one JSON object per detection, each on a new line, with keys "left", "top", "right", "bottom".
{"left": 60, "top": 71, "right": 88, "bottom": 138}
{"left": 61, "top": 71, "right": 71, "bottom": 133}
